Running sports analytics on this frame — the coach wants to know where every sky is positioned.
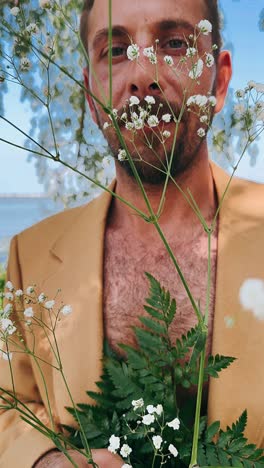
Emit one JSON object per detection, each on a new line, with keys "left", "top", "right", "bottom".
{"left": 0, "top": 0, "right": 263, "bottom": 194}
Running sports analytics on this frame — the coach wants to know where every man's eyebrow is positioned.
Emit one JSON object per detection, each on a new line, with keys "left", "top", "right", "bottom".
{"left": 92, "top": 26, "right": 129, "bottom": 50}
{"left": 157, "top": 19, "right": 194, "bottom": 32}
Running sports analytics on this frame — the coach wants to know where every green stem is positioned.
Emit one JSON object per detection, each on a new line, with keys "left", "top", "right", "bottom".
{"left": 156, "top": 91, "right": 187, "bottom": 218}
{"left": 51, "top": 332, "right": 95, "bottom": 465}
{"left": 153, "top": 220, "right": 203, "bottom": 323}
{"left": 189, "top": 348, "right": 206, "bottom": 468}
{"left": 31, "top": 352, "right": 55, "bottom": 431}
{"left": 190, "top": 232, "right": 211, "bottom": 467}
{"left": 0, "top": 116, "right": 55, "bottom": 158}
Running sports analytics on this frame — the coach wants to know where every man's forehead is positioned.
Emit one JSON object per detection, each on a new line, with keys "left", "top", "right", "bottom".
{"left": 87, "top": 0, "right": 207, "bottom": 39}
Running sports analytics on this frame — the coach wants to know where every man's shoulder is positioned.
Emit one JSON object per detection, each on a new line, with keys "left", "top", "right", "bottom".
{"left": 212, "top": 162, "right": 264, "bottom": 216}
{"left": 15, "top": 187, "right": 113, "bottom": 252}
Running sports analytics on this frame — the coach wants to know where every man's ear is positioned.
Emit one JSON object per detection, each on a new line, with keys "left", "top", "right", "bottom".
{"left": 83, "top": 66, "right": 97, "bottom": 124}
{"left": 214, "top": 50, "right": 232, "bottom": 114}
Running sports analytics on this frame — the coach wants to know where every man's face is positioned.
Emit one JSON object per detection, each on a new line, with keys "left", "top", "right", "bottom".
{"left": 86, "top": 0, "right": 229, "bottom": 183}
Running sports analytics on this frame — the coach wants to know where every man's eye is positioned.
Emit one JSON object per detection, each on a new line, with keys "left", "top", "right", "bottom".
{"left": 166, "top": 38, "right": 187, "bottom": 50}
{"left": 111, "top": 46, "right": 126, "bottom": 57}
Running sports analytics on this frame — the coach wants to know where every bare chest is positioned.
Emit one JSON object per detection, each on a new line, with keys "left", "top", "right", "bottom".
{"left": 103, "top": 227, "right": 217, "bottom": 358}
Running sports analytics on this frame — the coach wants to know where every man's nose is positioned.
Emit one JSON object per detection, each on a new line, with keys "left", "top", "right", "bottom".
{"left": 127, "top": 59, "right": 163, "bottom": 99}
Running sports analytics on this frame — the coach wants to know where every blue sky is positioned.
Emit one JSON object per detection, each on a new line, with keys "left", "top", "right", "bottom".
{"left": 0, "top": 0, "right": 263, "bottom": 194}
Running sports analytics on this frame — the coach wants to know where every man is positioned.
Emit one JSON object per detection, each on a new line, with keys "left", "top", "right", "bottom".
{"left": 1, "top": 0, "right": 264, "bottom": 467}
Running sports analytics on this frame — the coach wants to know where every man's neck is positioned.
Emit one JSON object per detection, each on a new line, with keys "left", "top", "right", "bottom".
{"left": 109, "top": 151, "right": 216, "bottom": 243}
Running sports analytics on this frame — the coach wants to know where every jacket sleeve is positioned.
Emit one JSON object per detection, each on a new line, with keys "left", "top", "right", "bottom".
{"left": 0, "top": 236, "right": 56, "bottom": 468}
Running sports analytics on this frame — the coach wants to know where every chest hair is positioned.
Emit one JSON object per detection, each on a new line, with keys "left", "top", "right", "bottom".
{"left": 103, "top": 225, "right": 217, "bottom": 361}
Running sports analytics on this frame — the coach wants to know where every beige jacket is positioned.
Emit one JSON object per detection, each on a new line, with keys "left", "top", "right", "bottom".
{"left": 1, "top": 162, "right": 264, "bottom": 467}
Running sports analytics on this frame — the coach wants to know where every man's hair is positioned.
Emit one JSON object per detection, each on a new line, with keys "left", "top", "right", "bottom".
{"left": 80, "top": 0, "right": 222, "bottom": 59}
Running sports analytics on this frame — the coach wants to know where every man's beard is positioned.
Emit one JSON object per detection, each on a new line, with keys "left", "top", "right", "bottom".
{"left": 97, "top": 96, "right": 212, "bottom": 185}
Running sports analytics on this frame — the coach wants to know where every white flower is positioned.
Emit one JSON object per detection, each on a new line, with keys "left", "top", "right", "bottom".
{"left": 163, "top": 130, "right": 171, "bottom": 139}
{"left": 205, "top": 53, "right": 214, "bottom": 68}
{"left": 108, "top": 435, "right": 120, "bottom": 453}
{"left": 208, "top": 96, "right": 217, "bottom": 106}
{"left": 142, "top": 414, "right": 155, "bottom": 425}
{"left": 38, "top": 293, "right": 46, "bottom": 303}
{"left": 118, "top": 149, "right": 127, "bottom": 161}
{"left": 197, "top": 128, "right": 206, "bottom": 138}
{"left": 5, "top": 281, "right": 14, "bottom": 292}
{"left": 187, "top": 95, "right": 208, "bottom": 107}
{"left": 127, "top": 44, "right": 140, "bottom": 61}
{"left": 147, "top": 115, "right": 159, "bottom": 127}
{"left": 139, "top": 109, "right": 147, "bottom": 120}
{"left": 145, "top": 96, "right": 155, "bottom": 105}
{"left": 15, "top": 289, "right": 23, "bottom": 297}
{"left": 239, "top": 278, "right": 264, "bottom": 320}
{"left": 126, "top": 122, "right": 134, "bottom": 130}
{"left": 189, "top": 59, "right": 204, "bottom": 80}
{"left": 248, "top": 80, "right": 256, "bottom": 89}
{"left": 26, "top": 286, "right": 34, "bottom": 295}
{"left": 1, "top": 318, "right": 16, "bottom": 335}
{"left": 168, "top": 443, "right": 178, "bottom": 457}
{"left": 121, "top": 112, "right": 127, "bottom": 120}
{"left": 255, "top": 102, "right": 264, "bottom": 122}
{"left": 143, "top": 46, "right": 157, "bottom": 64}
{"left": 234, "top": 103, "right": 245, "bottom": 116}
{"left": 26, "top": 23, "right": 39, "bottom": 35}
{"left": 236, "top": 89, "right": 245, "bottom": 99}
{"left": 254, "top": 82, "right": 264, "bottom": 93}
{"left": 146, "top": 405, "right": 156, "bottom": 414}
{"left": 143, "top": 46, "right": 154, "bottom": 57}
{"left": 164, "top": 55, "right": 174, "bottom": 66}
{"left": 3, "top": 303, "right": 12, "bottom": 317}
{"left": 24, "top": 307, "right": 34, "bottom": 318}
{"left": 200, "top": 115, "right": 208, "bottom": 123}
{"left": 132, "top": 398, "right": 144, "bottom": 409}
{"left": 1, "top": 351, "right": 13, "bottom": 361}
{"left": 20, "top": 57, "right": 32, "bottom": 72}
{"left": 5, "top": 292, "right": 13, "bottom": 301}
{"left": 162, "top": 114, "right": 171, "bottom": 123}
{"left": 152, "top": 435, "right": 163, "bottom": 450}
{"left": 44, "top": 300, "right": 55, "bottom": 310}
{"left": 134, "top": 118, "right": 144, "bottom": 130}
{"left": 186, "top": 47, "right": 197, "bottom": 57}
{"left": 120, "top": 444, "right": 132, "bottom": 458}
{"left": 156, "top": 404, "right": 163, "bottom": 415}
{"left": 61, "top": 305, "right": 72, "bottom": 316}
{"left": 10, "top": 6, "right": 20, "bottom": 16}
{"left": 121, "top": 465, "right": 132, "bottom": 468}
{"left": 167, "top": 417, "right": 180, "bottom": 430}
{"left": 103, "top": 122, "right": 110, "bottom": 130}
{"left": 40, "top": 0, "right": 52, "bottom": 8}
{"left": 129, "top": 96, "right": 140, "bottom": 106}
{"left": 197, "top": 19, "right": 212, "bottom": 35}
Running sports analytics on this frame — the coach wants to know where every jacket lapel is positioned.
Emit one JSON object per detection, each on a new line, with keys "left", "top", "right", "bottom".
{"left": 41, "top": 186, "right": 114, "bottom": 425}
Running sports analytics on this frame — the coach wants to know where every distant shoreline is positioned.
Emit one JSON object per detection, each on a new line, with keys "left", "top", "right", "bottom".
{"left": 0, "top": 193, "right": 47, "bottom": 199}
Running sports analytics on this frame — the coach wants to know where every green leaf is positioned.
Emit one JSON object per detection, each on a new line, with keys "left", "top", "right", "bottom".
{"left": 231, "top": 410, "right": 247, "bottom": 437}
{"left": 138, "top": 316, "right": 167, "bottom": 335}
{"left": 205, "top": 420, "right": 220, "bottom": 442}
{"left": 205, "top": 354, "right": 236, "bottom": 379}
{"left": 143, "top": 305, "right": 163, "bottom": 321}
{"left": 206, "top": 445, "right": 219, "bottom": 465}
